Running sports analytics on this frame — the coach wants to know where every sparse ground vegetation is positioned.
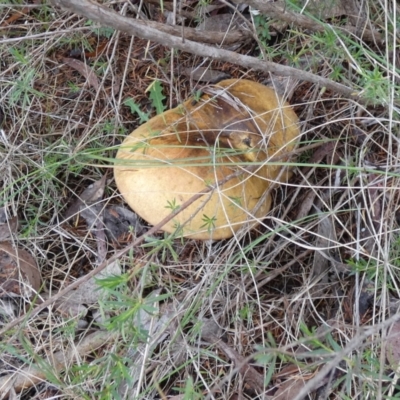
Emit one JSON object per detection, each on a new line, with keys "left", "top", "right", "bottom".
{"left": 1, "top": 0, "right": 400, "bottom": 399}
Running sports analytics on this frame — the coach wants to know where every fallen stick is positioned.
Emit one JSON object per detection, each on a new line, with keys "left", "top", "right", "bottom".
{"left": 51, "top": 0, "right": 359, "bottom": 99}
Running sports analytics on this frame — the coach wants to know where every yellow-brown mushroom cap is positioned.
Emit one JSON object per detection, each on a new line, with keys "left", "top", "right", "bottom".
{"left": 114, "top": 79, "right": 300, "bottom": 240}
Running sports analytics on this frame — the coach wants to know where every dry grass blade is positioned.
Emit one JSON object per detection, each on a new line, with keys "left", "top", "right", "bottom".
{"left": 1, "top": 0, "right": 399, "bottom": 397}
{"left": 0, "top": 166, "right": 252, "bottom": 337}
{"left": 0, "top": 330, "right": 118, "bottom": 394}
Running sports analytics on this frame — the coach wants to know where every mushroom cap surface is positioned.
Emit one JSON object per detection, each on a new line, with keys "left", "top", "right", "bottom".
{"left": 114, "top": 79, "right": 299, "bottom": 239}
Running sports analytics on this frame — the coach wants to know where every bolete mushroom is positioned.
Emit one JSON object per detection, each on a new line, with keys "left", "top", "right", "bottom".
{"left": 114, "top": 79, "right": 299, "bottom": 240}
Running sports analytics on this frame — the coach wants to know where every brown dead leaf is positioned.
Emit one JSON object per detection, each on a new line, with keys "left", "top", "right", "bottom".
{"left": 0, "top": 207, "right": 19, "bottom": 242}
{"left": 0, "top": 242, "right": 40, "bottom": 298}
{"left": 80, "top": 203, "right": 107, "bottom": 264}
{"left": 63, "top": 176, "right": 108, "bottom": 263}
{"left": 84, "top": 40, "right": 109, "bottom": 58}
{"left": 273, "top": 364, "right": 302, "bottom": 380}
{"left": 104, "top": 205, "right": 144, "bottom": 242}
{"left": 312, "top": 209, "right": 337, "bottom": 282}
{"left": 1, "top": 6, "right": 30, "bottom": 26}
{"left": 307, "top": 141, "right": 339, "bottom": 169}
{"left": 273, "top": 377, "right": 307, "bottom": 400}
{"left": 182, "top": 67, "right": 230, "bottom": 83}
{"left": 64, "top": 175, "right": 107, "bottom": 220}
{"left": 112, "top": 75, "right": 121, "bottom": 95}
{"left": 386, "top": 321, "right": 400, "bottom": 368}
{"left": 197, "top": 13, "right": 244, "bottom": 32}
{"left": 295, "top": 190, "right": 317, "bottom": 220}
{"left": 62, "top": 58, "right": 100, "bottom": 91}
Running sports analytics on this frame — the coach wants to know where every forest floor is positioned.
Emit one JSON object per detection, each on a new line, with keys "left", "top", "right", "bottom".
{"left": 0, "top": 1, "right": 400, "bottom": 399}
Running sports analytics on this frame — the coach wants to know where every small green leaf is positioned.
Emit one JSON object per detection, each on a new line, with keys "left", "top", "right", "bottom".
{"left": 148, "top": 80, "right": 166, "bottom": 115}
{"left": 141, "top": 304, "right": 158, "bottom": 314}
{"left": 123, "top": 98, "right": 149, "bottom": 123}
{"left": 200, "top": 214, "right": 217, "bottom": 232}
{"left": 165, "top": 198, "right": 180, "bottom": 212}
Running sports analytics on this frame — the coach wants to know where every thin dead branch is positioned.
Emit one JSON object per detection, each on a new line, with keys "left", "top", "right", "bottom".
{"left": 51, "top": 0, "right": 359, "bottom": 99}
{"left": 131, "top": 15, "right": 252, "bottom": 45}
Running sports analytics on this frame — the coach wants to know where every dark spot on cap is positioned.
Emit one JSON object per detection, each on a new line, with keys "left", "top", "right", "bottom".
{"left": 243, "top": 137, "right": 252, "bottom": 147}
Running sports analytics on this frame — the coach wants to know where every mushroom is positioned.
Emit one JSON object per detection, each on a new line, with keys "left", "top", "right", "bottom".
{"left": 114, "top": 79, "right": 299, "bottom": 240}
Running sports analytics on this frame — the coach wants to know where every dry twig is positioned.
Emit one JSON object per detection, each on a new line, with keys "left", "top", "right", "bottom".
{"left": 51, "top": 0, "right": 359, "bottom": 99}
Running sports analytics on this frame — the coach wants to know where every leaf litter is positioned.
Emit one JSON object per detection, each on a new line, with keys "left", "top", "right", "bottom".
{"left": 0, "top": 0, "right": 399, "bottom": 398}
